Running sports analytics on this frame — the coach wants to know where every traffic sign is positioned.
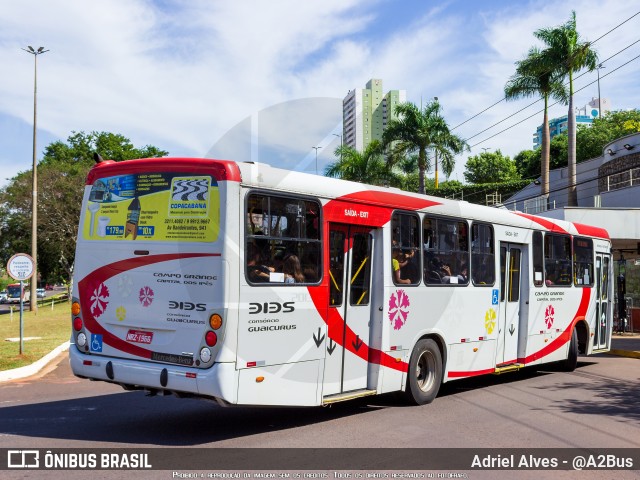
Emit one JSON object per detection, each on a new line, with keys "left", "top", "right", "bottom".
{"left": 7, "top": 253, "right": 35, "bottom": 281}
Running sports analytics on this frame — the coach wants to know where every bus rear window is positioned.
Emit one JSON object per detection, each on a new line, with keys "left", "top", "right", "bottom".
{"left": 82, "top": 173, "right": 219, "bottom": 242}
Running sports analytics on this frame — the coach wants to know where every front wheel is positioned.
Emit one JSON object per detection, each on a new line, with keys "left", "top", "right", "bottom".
{"left": 405, "top": 338, "right": 443, "bottom": 405}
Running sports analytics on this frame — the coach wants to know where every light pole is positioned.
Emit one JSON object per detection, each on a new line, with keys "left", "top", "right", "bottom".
{"left": 333, "top": 133, "right": 343, "bottom": 168}
{"left": 23, "top": 46, "right": 48, "bottom": 312}
{"left": 597, "top": 64, "right": 605, "bottom": 118}
{"left": 312, "top": 146, "right": 322, "bottom": 175}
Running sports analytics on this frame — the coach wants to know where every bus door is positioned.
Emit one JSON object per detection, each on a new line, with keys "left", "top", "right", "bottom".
{"left": 497, "top": 242, "right": 529, "bottom": 365}
{"left": 594, "top": 254, "right": 611, "bottom": 350}
{"left": 323, "top": 223, "right": 377, "bottom": 396}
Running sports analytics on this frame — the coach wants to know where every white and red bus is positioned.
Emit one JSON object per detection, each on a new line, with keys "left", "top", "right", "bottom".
{"left": 7, "top": 283, "right": 30, "bottom": 304}
{"left": 70, "top": 157, "right": 613, "bottom": 406}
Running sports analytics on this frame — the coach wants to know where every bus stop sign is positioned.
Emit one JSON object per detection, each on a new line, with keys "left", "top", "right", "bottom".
{"left": 7, "top": 253, "right": 35, "bottom": 281}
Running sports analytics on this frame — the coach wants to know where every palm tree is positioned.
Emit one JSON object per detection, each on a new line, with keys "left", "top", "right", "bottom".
{"left": 383, "top": 100, "right": 467, "bottom": 194}
{"left": 505, "top": 46, "right": 568, "bottom": 200}
{"left": 536, "top": 11, "right": 598, "bottom": 206}
{"left": 324, "top": 139, "right": 389, "bottom": 185}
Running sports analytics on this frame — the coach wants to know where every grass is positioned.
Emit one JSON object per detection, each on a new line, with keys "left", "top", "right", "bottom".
{"left": 0, "top": 300, "right": 71, "bottom": 371}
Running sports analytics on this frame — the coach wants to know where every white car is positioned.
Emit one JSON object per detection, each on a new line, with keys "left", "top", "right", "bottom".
{"left": 36, "top": 288, "right": 46, "bottom": 299}
{"left": 0, "top": 291, "right": 7, "bottom": 303}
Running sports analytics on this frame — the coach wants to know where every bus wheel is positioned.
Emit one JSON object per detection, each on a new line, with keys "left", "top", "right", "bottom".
{"left": 405, "top": 339, "right": 442, "bottom": 405}
{"left": 559, "top": 328, "right": 578, "bottom": 372}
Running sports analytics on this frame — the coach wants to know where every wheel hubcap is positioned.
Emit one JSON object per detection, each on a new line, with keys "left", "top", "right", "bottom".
{"left": 416, "top": 350, "right": 435, "bottom": 392}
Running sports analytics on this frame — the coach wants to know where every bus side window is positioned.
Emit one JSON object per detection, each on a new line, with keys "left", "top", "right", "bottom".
{"left": 544, "top": 233, "right": 572, "bottom": 286}
{"left": 532, "top": 231, "right": 544, "bottom": 286}
{"left": 245, "top": 193, "right": 322, "bottom": 285}
{"left": 573, "top": 237, "right": 594, "bottom": 287}
{"left": 471, "top": 223, "right": 495, "bottom": 286}
{"left": 423, "top": 216, "right": 469, "bottom": 286}
{"left": 391, "top": 212, "right": 420, "bottom": 285}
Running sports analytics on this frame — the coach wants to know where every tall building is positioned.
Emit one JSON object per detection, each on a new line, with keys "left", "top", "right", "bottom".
{"left": 533, "top": 97, "right": 612, "bottom": 149}
{"left": 343, "top": 79, "right": 406, "bottom": 151}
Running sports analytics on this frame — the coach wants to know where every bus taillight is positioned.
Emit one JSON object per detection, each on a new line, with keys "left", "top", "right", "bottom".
{"left": 71, "top": 302, "right": 81, "bottom": 316}
{"left": 205, "top": 331, "right": 217, "bottom": 347}
{"left": 73, "top": 317, "right": 83, "bottom": 331}
{"left": 209, "top": 314, "right": 223, "bottom": 330}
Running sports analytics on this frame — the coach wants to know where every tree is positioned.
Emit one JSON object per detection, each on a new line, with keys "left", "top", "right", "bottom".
{"left": 538, "top": 11, "right": 598, "bottom": 206}
{"left": 324, "top": 140, "right": 389, "bottom": 185}
{"left": 463, "top": 150, "right": 520, "bottom": 184}
{"left": 505, "top": 46, "right": 568, "bottom": 199}
{"left": 382, "top": 100, "right": 467, "bottom": 194}
{"left": 577, "top": 110, "right": 640, "bottom": 160}
{"left": 0, "top": 131, "right": 168, "bottom": 283}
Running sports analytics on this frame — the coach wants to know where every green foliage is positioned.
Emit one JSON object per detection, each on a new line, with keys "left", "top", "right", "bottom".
{"left": 577, "top": 110, "right": 640, "bottom": 160}
{"left": 0, "top": 131, "right": 167, "bottom": 283}
{"left": 324, "top": 140, "right": 390, "bottom": 185}
{"left": 463, "top": 150, "right": 520, "bottom": 184}
{"left": 424, "top": 179, "right": 532, "bottom": 205}
{"left": 382, "top": 100, "right": 468, "bottom": 194}
{"left": 514, "top": 110, "right": 640, "bottom": 180}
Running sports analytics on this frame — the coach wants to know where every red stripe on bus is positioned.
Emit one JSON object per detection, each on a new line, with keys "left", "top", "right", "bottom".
{"left": 338, "top": 191, "right": 441, "bottom": 211}
{"left": 514, "top": 212, "right": 569, "bottom": 234}
{"left": 78, "top": 253, "right": 219, "bottom": 359}
{"left": 307, "top": 285, "right": 409, "bottom": 373}
{"left": 324, "top": 192, "right": 440, "bottom": 226}
{"left": 447, "top": 368, "right": 495, "bottom": 378}
{"left": 86, "top": 158, "right": 242, "bottom": 184}
{"left": 573, "top": 222, "right": 610, "bottom": 239}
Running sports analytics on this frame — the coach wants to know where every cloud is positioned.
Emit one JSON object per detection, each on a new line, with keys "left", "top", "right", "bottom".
{"left": 0, "top": 0, "right": 638, "bottom": 187}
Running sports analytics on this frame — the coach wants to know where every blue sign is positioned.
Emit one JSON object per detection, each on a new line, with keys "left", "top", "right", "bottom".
{"left": 90, "top": 334, "right": 103, "bottom": 353}
{"left": 492, "top": 289, "right": 499, "bottom": 305}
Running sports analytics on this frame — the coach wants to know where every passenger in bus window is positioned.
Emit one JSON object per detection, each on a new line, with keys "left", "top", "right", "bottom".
{"left": 247, "top": 247, "right": 274, "bottom": 283}
{"left": 392, "top": 249, "right": 411, "bottom": 285}
{"left": 283, "top": 255, "right": 305, "bottom": 284}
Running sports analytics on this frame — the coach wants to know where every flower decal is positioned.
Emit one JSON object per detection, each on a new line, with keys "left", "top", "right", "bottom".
{"left": 485, "top": 308, "right": 497, "bottom": 334}
{"left": 545, "top": 305, "right": 555, "bottom": 329}
{"left": 116, "top": 306, "right": 127, "bottom": 322}
{"left": 139, "top": 286, "right": 154, "bottom": 307}
{"left": 90, "top": 282, "right": 110, "bottom": 318}
{"left": 388, "top": 289, "right": 410, "bottom": 330}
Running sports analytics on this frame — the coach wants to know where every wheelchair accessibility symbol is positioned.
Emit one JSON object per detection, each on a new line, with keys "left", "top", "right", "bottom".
{"left": 492, "top": 289, "right": 499, "bottom": 305}
{"left": 90, "top": 334, "right": 103, "bottom": 352}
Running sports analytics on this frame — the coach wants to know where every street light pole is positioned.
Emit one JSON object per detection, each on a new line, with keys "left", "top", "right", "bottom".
{"left": 597, "top": 64, "right": 605, "bottom": 118}
{"left": 23, "top": 46, "right": 48, "bottom": 313}
{"left": 332, "top": 133, "right": 343, "bottom": 167}
{"left": 312, "top": 146, "right": 322, "bottom": 175}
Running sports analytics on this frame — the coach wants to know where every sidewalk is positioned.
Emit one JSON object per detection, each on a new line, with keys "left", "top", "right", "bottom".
{"left": 609, "top": 333, "right": 640, "bottom": 359}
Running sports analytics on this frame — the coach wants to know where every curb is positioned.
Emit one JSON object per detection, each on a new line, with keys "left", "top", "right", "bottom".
{"left": 606, "top": 349, "right": 640, "bottom": 360}
{"left": 0, "top": 341, "right": 70, "bottom": 383}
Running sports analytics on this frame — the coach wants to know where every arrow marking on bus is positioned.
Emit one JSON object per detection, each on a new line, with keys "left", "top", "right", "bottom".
{"left": 509, "top": 324, "right": 515, "bottom": 336}
{"left": 327, "top": 339, "right": 336, "bottom": 355}
{"left": 313, "top": 328, "right": 325, "bottom": 348}
{"left": 353, "top": 335, "right": 363, "bottom": 351}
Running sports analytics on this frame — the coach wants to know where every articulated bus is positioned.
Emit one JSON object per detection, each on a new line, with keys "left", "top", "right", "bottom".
{"left": 70, "top": 157, "right": 613, "bottom": 406}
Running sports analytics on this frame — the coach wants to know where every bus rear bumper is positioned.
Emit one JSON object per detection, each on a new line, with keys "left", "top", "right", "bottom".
{"left": 69, "top": 345, "right": 238, "bottom": 403}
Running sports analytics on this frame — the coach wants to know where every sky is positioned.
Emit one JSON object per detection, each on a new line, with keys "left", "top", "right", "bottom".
{"left": 1, "top": 0, "right": 639, "bottom": 188}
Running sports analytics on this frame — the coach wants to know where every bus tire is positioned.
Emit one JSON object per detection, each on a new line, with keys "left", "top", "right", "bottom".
{"left": 405, "top": 339, "right": 442, "bottom": 405}
{"left": 559, "top": 328, "right": 578, "bottom": 372}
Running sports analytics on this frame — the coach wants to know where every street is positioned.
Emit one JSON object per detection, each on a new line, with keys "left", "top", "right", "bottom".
{"left": 1, "top": 353, "right": 638, "bottom": 457}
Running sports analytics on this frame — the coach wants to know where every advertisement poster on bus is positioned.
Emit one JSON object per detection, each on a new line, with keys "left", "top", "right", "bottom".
{"left": 82, "top": 173, "right": 219, "bottom": 242}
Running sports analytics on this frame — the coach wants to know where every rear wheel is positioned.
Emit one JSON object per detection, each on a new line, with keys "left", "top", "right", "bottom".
{"left": 559, "top": 328, "right": 578, "bottom": 372}
{"left": 405, "top": 339, "right": 443, "bottom": 405}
